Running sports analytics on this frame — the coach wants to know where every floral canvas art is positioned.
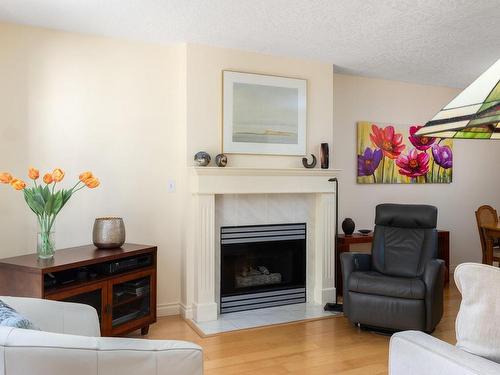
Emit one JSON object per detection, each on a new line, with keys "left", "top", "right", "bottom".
{"left": 357, "top": 121, "right": 453, "bottom": 184}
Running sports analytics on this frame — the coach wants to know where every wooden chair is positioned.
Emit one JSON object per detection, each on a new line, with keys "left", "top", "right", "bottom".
{"left": 475, "top": 205, "right": 500, "bottom": 265}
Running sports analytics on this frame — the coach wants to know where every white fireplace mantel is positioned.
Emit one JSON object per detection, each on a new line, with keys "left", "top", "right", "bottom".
{"left": 191, "top": 167, "right": 340, "bottom": 194}
{"left": 186, "top": 167, "right": 341, "bottom": 322}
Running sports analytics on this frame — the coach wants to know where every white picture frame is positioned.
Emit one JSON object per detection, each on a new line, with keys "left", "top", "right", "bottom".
{"left": 222, "top": 71, "right": 307, "bottom": 155}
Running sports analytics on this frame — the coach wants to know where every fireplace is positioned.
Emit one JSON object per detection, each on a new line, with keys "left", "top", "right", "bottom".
{"left": 220, "top": 223, "right": 306, "bottom": 314}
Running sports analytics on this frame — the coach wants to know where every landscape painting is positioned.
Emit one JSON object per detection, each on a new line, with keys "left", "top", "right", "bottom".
{"left": 232, "top": 83, "right": 298, "bottom": 145}
{"left": 357, "top": 121, "right": 453, "bottom": 184}
{"left": 223, "top": 71, "right": 306, "bottom": 155}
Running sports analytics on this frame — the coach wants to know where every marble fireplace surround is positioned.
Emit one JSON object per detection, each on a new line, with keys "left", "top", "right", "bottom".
{"left": 187, "top": 167, "right": 340, "bottom": 323}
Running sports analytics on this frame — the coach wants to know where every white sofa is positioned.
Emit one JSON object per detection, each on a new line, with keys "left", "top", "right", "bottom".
{"left": 389, "top": 331, "right": 500, "bottom": 374}
{"left": 0, "top": 296, "right": 203, "bottom": 375}
{"left": 389, "top": 263, "right": 500, "bottom": 375}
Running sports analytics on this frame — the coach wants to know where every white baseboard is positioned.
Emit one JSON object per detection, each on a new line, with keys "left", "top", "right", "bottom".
{"left": 180, "top": 303, "right": 193, "bottom": 319}
{"left": 157, "top": 302, "right": 181, "bottom": 317}
{"left": 156, "top": 302, "right": 194, "bottom": 318}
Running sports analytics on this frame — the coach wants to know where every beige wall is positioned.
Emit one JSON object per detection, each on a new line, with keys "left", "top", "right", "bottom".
{"left": 333, "top": 73, "right": 500, "bottom": 268}
{"left": 185, "top": 44, "right": 334, "bottom": 168}
{"left": 2, "top": 21, "right": 496, "bottom": 316}
{"left": 0, "top": 23, "right": 187, "bottom": 314}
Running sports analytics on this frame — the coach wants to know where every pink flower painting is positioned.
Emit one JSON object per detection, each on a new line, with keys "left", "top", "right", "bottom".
{"left": 396, "top": 149, "right": 430, "bottom": 178}
{"left": 369, "top": 125, "right": 406, "bottom": 159}
{"left": 408, "top": 125, "right": 436, "bottom": 151}
{"left": 357, "top": 121, "right": 453, "bottom": 184}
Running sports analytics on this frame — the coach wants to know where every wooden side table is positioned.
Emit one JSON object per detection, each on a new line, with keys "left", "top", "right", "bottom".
{"left": 336, "top": 230, "right": 450, "bottom": 296}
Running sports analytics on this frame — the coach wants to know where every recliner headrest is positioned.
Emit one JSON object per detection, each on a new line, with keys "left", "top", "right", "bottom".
{"left": 375, "top": 203, "right": 437, "bottom": 229}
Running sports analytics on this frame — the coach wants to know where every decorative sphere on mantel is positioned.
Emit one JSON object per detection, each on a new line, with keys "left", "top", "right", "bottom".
{"left": 194, "top": 151, "right": 211, "bottom": 166}
{"left": 215, "top": 153, "right": 228, "bottom": 167}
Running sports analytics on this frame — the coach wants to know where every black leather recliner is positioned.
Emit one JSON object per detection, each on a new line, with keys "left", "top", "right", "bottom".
{"left": 341, "top": 203, "right": 444, "bottom": 333}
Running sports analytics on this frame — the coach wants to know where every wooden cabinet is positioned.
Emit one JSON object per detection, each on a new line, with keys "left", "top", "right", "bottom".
{"left": 46, "top": 281, "right": 109, "bottom": 327}
{"left": 0, "top": 243, "right": 157, "bottom": 336}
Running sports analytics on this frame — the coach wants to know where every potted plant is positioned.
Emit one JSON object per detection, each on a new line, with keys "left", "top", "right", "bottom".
{"left": 0, "top": 168, "right": 100, "bottom": 259}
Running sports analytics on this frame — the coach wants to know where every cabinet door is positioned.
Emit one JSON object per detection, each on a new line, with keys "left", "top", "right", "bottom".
{"left": 107, "top": 269, "right": 156, "bottom": 336}
{"left": 45, "top": 282, "right": 108, "bottom": 335}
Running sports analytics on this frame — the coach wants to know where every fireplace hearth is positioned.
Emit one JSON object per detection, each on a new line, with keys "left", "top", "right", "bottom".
{"left": 220, "top": 223, "right": 306, "bottom": 314}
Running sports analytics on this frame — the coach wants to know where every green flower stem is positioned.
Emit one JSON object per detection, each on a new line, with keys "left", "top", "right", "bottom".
{"left": 72, "top": 185, "right": 86, "bottom": 194}
{"left": 381, "top": 157, "right": 386, "bottom": 182}
{"left": 70, "top": 181, "right": 82, "bottom": 191}
{"left": 38, "top": 215, "right": 55, "bottom": 258}
{"left": 430, "top": 159, "right": 435, "bottom": 182}
{"left": 40, "top": 182, "right": 86, "bottom": 234}
{"left": 391, "top": 159, "right": 396, "bottom": 183}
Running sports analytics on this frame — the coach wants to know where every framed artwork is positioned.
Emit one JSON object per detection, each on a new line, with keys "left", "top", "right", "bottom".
{"left": 357, "top": 121, "right": 453, "bottom": 184}
{"left": 222, "top": 71, "right": 307, "bottom": 155}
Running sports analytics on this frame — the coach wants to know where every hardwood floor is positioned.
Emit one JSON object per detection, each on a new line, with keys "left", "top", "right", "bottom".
{"left": 141, "top": 284, "right": 461, "bottom": 374}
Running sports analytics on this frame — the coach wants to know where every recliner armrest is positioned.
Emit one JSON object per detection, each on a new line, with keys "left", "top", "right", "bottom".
{"left": 340, "top": 252, "right": 371, "bottom": 280}
{"left": 423, "top": 259, "right": 444, "bottom": 332}
{"left": 340, "top": 252, "right": 371, "bottom": 317}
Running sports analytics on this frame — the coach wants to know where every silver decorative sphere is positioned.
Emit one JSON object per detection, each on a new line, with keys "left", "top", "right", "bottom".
{"left": 194, "top": 151, "right": 211, "bottom": 166}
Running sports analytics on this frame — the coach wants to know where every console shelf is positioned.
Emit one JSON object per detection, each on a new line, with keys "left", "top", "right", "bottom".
{"left": 0, "top": 243, "right": 157, "bottom": 337}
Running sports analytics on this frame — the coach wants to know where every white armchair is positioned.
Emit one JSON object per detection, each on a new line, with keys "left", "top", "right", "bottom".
{"left": 0, "top": 296, "right": 203, "bottom": 375}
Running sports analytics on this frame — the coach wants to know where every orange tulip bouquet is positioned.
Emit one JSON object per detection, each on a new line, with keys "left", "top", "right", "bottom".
{"left": 0, "top": 168, "right": 100, "bottom": 259}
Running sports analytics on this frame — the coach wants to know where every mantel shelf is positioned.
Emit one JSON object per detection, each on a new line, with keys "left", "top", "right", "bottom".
{"left": 190, "top": 167, "right": 340, "bottom": 195}
{"left": 191, "top": 167, "right": 341, "bottom": 177}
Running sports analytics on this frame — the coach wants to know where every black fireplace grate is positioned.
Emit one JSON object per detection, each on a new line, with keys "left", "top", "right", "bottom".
{"left": 220, "top": 223, "right": 306, "bottom": 314}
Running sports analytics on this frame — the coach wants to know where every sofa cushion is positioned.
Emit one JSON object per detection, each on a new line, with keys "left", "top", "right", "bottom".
{"left": 348, "top": 271, "right": 425, "bottom": 300}
{"left": 455, "top": 263, "right": 500, "bottom": 364}
{"left": 0, "top": 300, "right": 38, "bottom": 330}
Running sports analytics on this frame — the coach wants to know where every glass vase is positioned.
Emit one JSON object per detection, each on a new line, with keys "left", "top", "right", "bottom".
{"left": 37, "top": 228, "right": 55, "bottom": 259}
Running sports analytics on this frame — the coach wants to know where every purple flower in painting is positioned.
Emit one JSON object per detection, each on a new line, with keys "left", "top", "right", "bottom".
{"left": 409, "top": 125, "right": 436, "bottom": 151}
{"left": 432, "top": 144, "right": 453, "bottom": 169}
{"left": 358, "top": 147, "right": 383, "bottom": 176}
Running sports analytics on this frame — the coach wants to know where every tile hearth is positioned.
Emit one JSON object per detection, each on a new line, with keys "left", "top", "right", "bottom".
{"left": 190, "top": 303, "right": 341, "bottom": 336}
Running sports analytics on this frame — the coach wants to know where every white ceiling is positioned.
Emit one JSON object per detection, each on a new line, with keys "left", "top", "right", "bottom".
{"left": 0, "top": 0, "right": 498, "bottom": 88}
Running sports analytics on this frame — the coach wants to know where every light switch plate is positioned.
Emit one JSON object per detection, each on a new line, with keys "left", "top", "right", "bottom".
{"left": 167, "top": 180, "right": 176, "bottom": 192}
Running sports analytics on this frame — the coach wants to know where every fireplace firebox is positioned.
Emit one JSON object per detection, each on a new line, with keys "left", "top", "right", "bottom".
{"left": 220, "top": 223, "right": 306, "bottom": 314}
